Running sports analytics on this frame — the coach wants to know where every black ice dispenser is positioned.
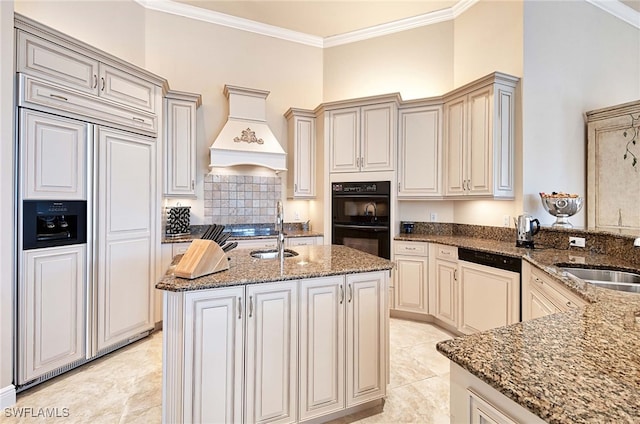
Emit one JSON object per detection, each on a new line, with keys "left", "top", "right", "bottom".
{"left": 22, "top": 200, "right": 87, "bottom": 250}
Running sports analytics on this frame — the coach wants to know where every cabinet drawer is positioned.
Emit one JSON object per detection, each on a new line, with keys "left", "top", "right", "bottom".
{"left": 20, "top": 75, "right": 157, "bottom": 137}
{"left": 235, "top": 239, "right": 277, "bottom": 250}
{"left": 435, "top": 244, "right": 458, "bottom": 260}
{"left": 18, "top": 31, "right": 99, "bottom": 96}
{"left": 529, "top": 268, "right": 586, "bottom": 311}
{"left": 287, "top": 236, "right": 321, "bottom": 247}
{"left": 394, "top": 241, "right": 428, "bottom": 256}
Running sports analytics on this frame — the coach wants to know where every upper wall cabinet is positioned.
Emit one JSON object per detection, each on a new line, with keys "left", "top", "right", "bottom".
{"left": 15, "top": 14, "right": 167, "bottom": 136}
{"left": 443, "top": 73, "right": 518, "bottom": 198}
{"left": 285, "top": 108, "right": 316, "bottom": 198}
{"left": 326, "top": 96, "right": 399, "bottom": 174}
{"left": 164, "top": 90, "right": 201, "bottom": 198}
{"left": 398, "top": 103, "right": 443, "bottom": 198}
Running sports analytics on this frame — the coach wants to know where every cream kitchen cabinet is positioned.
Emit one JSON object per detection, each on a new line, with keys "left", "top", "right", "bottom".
{"left": 429, "top": 244, "right": 459, "bottom": 329}
{"left": 285, "top": 108, "right": 316, "bottom": 198}
{"left": 457, "top": 260, "right": 520, "bottom": 335}
{"left": 164, "top": 90, "right": 201, "bottom": 197}
{"left": 299, "top": 272, "right": 387, "bottom": 421}
{"left": 397, "top": 103, "right": 443, "bottom": 198}
{"left": 20, "top": 109, "right": 87, "bottom": 200}
{"left": 171, "top": 281, "right": 298, "bottom": 423}
{"left": 96, "top": 127, "right": 155, "bottom": 353}
{"left": 443, "top": 73, "right": 518, "bottom": 198}
{"left": 328, "top": 102, "right": 397, "bottom": 173}
{"left": 17, "top": 29, "right": 157, "bottom": 114}
{"left": 18, "top": 245, "right": 86, "bottom": 383}
{"left": 521, "top": 262, "right": 587, "bottom": 321}
{"left": 393, "top": 241, "right": 429, "bottom": 314}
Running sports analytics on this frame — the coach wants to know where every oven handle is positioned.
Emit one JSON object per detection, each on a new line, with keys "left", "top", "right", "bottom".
{"left": 334, "top": 223, "right": 389, "bottom": 231}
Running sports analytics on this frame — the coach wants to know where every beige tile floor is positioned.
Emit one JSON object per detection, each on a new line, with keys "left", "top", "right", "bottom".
{"left": 2, "top": 318, "right": 453, "bottom": 424}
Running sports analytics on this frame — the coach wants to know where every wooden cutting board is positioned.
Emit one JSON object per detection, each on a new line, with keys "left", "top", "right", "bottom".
{"left": 173, "top": 239, "right": 229, "bottom": 279}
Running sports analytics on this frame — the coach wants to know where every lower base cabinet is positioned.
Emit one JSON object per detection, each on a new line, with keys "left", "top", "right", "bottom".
{"left": 163, "top": 271, "right": 388, "bottom": 424}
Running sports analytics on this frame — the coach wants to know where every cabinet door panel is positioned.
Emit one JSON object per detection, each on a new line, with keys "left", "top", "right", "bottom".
{"left": 294, "top": 116, "right": 315, "bottom": 197}
{"left": 398, "top": 106, "right": 442, "bottom": 197}
{"left": 434, "top": 259, "right": 458, "bottom": 327}
{"left": 458, "top": 261, "right": 519, "bottom": 335}
{"left": 99, "top": 64, "right": 156, "bottom": 113}
{"left": 395, "top": 256, "right": 428, "bottom": 314}
{"left": 299, "top": 276, "right": 345, "bottom": 420}
{"left": 346, "top": 272, "right": 386, "bottom": 406}
{"left": 18, "top": 31, "right": 99, "bottom": 95}
{"left": 165, "top": 98, "right": 197, "bottom": 196}
{"left": 19, "top": 245, "right": 86, "bottom": 383}
{"left": 21, "top": 109, "right": 87, "bottom": 199}
{"left": 468, "top": 87, "right": 492, "bottom": 195}
{"left": 330, "top": 108, "right": 359, "bottom": 172}
{"left": 361, "top": 104, "right": 395, "bottom": 172}
{"left": 245, "top": 282, "right": 297, "bottom": 424}
{"left": 96, "top": 128, "right": 155, "bottom": 352}
{"left": 184, "top": 287, "right": 244, "bottom": 424}
{"left": 445, "top": 98, "right": 466, "bottom": 196}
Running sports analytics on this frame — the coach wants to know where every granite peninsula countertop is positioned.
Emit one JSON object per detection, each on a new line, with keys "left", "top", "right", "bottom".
{"left": 157, "top": 245, "right": 393, "bottom": 292}
{"left": 396, "top": 232, "right": 640, "bottom": 423}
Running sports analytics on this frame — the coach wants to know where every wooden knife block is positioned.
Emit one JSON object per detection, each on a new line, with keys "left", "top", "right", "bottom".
{"left": 173, "top": 239, "right": 229, "bottom": 279}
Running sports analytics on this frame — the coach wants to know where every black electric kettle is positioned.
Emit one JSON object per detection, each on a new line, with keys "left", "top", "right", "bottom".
{"left": 514, "top": 214, "right": 540, "bottom": 248}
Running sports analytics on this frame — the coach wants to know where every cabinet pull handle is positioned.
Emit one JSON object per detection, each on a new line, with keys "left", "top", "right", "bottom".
{"left": 191, "top": 180, "right": 195, "bottom": 190}
{"left": 398, "top": 182, "right": 401, "bottom": 193}
{"left": 249, "top": 296, "right": 253, "bottom": 318}
{"left": 454, "top": 269, "right": 457, "bottom": 281}
{"left": 566, "top": 301, "right": 573, "bottom": 308}
{"left": 238, "top": 297, "right": 242, "bottom": 319}
{"left": 534, "top": 277, "right": 543, "bottom": 285}
{"left": 441, "top": 250, "right": 450, "bottom": 255}
{"left": 339, "top": 284, "right": 344, "bottom": 304}
{"left": 406, "top": 247, "right": 416, "bottom": 250}
{"left": 294, "top": 183, "right": 297, "bottom": 192}
{"left": 348, "top": 284, "right": 353, "bottom": 303}
{"left": 467, "top": 180, "right": 471, "bottom": 191}
{"left": 101, "top": 77, "right": 105, "bottom": 91}
{"left": 49, "top": 94, "right": 68, "bottom": 101}
{"left": 132, "top": 117, "right": 145, "bottom": 123}
{"left": 93, "top": 74, "right": 98, "bottom": 89}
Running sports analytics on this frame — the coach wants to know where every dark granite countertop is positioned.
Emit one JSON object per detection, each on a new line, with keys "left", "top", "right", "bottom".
{"left": 157, "top": 245, "right": 393, "bottom": 292}
{"left": 395, "top": 233, "right": 640, "bottom": 423}
{"left": 162, "top": 226, "right": 323, "bottom": 244}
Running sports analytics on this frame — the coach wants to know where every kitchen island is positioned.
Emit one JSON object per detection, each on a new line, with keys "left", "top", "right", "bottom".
{"left": 395, "top": 230, "right": 640, "bottom": 423}
{"left": 157, "top": 245, "right": 393, "bottom": 424}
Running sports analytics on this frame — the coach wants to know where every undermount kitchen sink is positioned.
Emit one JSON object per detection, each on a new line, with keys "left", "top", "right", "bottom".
{"left": 561, "top": 267, "right": 640, "bottom": 293}
{"left": 250, "top": 249, "right": 299, "bottom": 259}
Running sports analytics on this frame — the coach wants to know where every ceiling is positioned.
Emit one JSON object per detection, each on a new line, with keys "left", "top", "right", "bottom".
{"left": 168, "top": 0, "right": 640, "bottom": 42}
{"left": 172, "top": 0, "right": 459, "bottom": 37}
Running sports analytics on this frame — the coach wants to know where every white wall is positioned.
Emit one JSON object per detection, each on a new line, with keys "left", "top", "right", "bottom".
{"left": 0, "top": 0, "right": 15, "bottom": 408}
{"left": 323, "top": 22, "right": 455, "bottom": 102}
{"left": 522, "top": 0, "right": 640, "bottom": 227}
{"left": 451, "top": 0, "right": 524, "bottom": 227}
{"left": 143, "top": 9, "right": 324, "bottom": 224}
{"left": 14, "top": 0, "right": 146, "bottom": 67}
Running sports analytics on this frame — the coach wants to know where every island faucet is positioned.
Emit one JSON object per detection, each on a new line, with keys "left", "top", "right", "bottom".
{"left": 276, "top": 199, "right": 285, "bottom": 262}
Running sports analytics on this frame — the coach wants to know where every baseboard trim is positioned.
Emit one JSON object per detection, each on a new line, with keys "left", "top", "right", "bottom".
{"left": 0, "top": 384, "right": 16, "bottom": 408}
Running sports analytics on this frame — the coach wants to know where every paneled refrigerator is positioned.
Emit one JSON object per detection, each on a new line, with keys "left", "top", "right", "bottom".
{"left": 16, "top": 107, "right": 157, "bottom": 390}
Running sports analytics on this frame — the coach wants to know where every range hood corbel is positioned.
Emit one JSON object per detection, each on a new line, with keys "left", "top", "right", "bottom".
{"left": 209, "top": 85, "right": 287, "bottom": 173}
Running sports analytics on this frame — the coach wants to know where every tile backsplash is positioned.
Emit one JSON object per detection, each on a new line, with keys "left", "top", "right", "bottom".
{"left": 204, "top": 174, "right": 282, "bottom": 225}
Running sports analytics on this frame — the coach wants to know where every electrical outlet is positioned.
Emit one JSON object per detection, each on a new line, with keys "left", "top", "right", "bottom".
{"left": 294, "top": 211, "right": 300, "bottom": 221}
{"left": 569, "top": 236, "right": 586, "bottom": 248}
{"left": 503, "top": 215, "right": 511, "bottom": 227}
{"left": 430, "top": 212, "right": 438, "bottom": 222}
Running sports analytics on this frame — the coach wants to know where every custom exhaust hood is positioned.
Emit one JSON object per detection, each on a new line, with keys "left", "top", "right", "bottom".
{"left": 209, "top": 85, "right": 287, "bottom": 172}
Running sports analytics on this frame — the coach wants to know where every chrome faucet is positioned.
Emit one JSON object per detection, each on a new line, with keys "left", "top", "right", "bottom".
{"left": 276, "top": 199, "right": 285, "bottom": 262}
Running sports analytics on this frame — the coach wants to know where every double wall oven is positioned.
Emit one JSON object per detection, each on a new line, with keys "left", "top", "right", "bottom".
{"left": 332, "top": 181, "right": 390, "bottom": 259}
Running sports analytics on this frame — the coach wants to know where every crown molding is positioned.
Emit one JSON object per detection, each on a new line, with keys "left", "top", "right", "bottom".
{"left": 585, "top": 0, "right": 640, "bottom": 29}
{"left": 137, "top": 0, "right": 639, "bottom": 48}
{"left": 323, "top": 7, "right": 456, "bottom": 48}
{"left": 135, "top": 0, "right": 324, "bottom": 47}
